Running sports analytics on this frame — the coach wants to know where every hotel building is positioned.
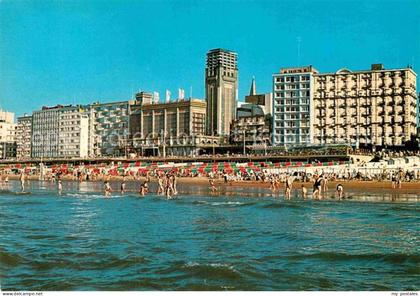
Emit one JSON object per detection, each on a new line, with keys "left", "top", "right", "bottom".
{"left": 272, "top": 64, "right": 417, "bottom": 147}
{"left": 58, "top": 106, "right": 90, "bottom": 158}
{"left": 205, "top": 48, "right": 238, "bottom": 136}
{"left": 272, "top": 66, "right": 317, "bottom": 146}
{"left": 313, "top": 64, "right": 417, "bottom": 146}
{"left": 16, "top": 115, "right": 32, "bottom": 159}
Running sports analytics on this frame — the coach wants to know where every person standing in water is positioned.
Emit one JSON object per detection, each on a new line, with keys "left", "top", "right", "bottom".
{"left": 313, "top": 175, "right": 323, "bottom": 200}
{"left": 301, "top": 185, "right": 307, "bottom": 199}
{"left": 120, "top": 180, "right": 126, "bottom": 194}
{"left": 58, "top": 180, "right": 63, "bottom": 195}
{"left": 336, "top": 183, "right": 344, "bottom": 200}
{"left": 20, "top": 171, "right": 26, "bottom": 192}
{"left": 104, "top": 181, "right": 112, "bottom": 197}
{"left": 209, "top": 178, "right": 217, "bottom": 193}
{"left": 157, "top": 174, "right": 165, "bottom": 195}
{"left": 284, "top": 175, "right": 293, "bottom": 200}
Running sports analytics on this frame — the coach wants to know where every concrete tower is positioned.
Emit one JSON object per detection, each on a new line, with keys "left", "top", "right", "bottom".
{"left": 205, "top": 48, "right": 238, "bottom": 136}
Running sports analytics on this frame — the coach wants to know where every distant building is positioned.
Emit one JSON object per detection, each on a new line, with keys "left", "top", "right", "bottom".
{"left": 313, "top": 64, "right": 417, "bottom": 147}
{"left": 244, "top": 77, "right": 273, "bottom": 115}
{"left": 89, "top": 101, "right": 133, "bottom": 157}
{"left": 237, "top": 102, "right": 265, "bottom": 118}
{"left": 135, "top": 91, "right": 153, "bottom": 105}
{"left": 129, "top": 99, "right": 207, "bottom": 156}
{"left": 32, "top": 105, "right": 90, "bottom": 158}
{"left": 230, "top": 115, "right": 271, "bottom": 147}
{"left": 0, "top": 110, "right": 17, "bottom": 159}
{"left": 272, "top": 64, "right": 417, "bottom": 148}
{"left": 16, "top": 115, "right": 32, "bottom": 159}
{"left": 58, "top": 106, "right": 90, "bottom": 158}
{"left": 205, "top": 48, "right": 238, "bottom": 136}
{"left": 31, "top": 106, "right": 62, "bottom": 158}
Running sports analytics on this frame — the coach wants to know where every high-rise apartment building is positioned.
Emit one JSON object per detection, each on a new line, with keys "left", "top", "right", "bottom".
{"left": 16, "top": 115, "right": 32, "bottom": 159}
{"left": 89, "top": 101, "right": 133, "bottom": 157}
{"left": 31, "top": 106, "right": 61, "bottom": 158}
{"left": 205, "top": 48, "right": 238, "bottom": 136}
{"left": 58, "top": 107, "right": 90, "bottom": 158}
{"left": 272, "top": 66, "right": 317, "bottom": 146}
{"left": 272, "top": 64, "right": 417, "bottom": 147}
{"left": 32, "top": 105, "right": 90, "bottom": 158}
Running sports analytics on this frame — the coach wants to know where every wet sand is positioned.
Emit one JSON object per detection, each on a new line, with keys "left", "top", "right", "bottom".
{"left": 7, "top": 175, "right": 420, "bottom": 195}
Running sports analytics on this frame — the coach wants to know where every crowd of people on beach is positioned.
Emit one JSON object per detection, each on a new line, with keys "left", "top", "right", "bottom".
{"left": 0, "top": 163, "right": 417, "bottom": 200}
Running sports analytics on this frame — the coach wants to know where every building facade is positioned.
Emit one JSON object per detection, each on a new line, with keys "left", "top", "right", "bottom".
{"left": 16, "top": 115, "right": 32, "bottom": 159}
{"left": 272, "top": 64, "right": 417, "bottom": 148}
{"left": 0, "top": 110, "right": 17, "bottom": 159}
{"left": 58, "top": 106, "right": 90, "bottom": 158}
{"left": 312, "top": 65, "right": 417, "bottom": 147}
{"left": 230, "top": 115, "right": 271, "bottom": 147}
{"left": 129, "top": 99, "right": 207, "bottom": 156}
{"left": 272, "top": 66, "right": 317, "bottom": 147}
{"left": 205, "top": 48, "right": 238, "bottom": 136}
{"left": 31, "top": 106, "right": 62, "bottom": 158}
{"left": 245, "top": 77, "right": 273, "bottom": 115}
{"left": 89, "top": 101, "right": 132, "bottom": 157}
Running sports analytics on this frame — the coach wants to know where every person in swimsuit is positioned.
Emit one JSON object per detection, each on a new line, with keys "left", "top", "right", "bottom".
{"left": 336, "top": 183, "right": 344, "bottom": 199}
{"left": 313, "top": 175, "right": 323, "bottom": 199}
{"left": 104, "top": 181, "right": 112, "bottom": 197}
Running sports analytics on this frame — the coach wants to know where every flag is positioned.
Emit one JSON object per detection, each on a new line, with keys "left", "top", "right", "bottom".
{"left": 153, "top": 92, "right": 160, "bottom": 104}
{"left": 165, "top": 90, "right": 171, "bottom": 103}
{"left": 178, "top": 88, "right": 185, "bottom": 100}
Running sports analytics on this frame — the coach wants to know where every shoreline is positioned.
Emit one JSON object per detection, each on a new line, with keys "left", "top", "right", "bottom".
{"left": 6, "top": 175, "right": 420, "bottom": 194}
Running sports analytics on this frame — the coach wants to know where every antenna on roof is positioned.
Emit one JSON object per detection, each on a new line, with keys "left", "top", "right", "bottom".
{"left": 297, "top": 36, "right": 301, "bottom": 65}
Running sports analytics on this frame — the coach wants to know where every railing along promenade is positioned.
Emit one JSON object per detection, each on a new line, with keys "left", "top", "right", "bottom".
{"left": 0, "top": 150, "right": 361, "bottom": 167}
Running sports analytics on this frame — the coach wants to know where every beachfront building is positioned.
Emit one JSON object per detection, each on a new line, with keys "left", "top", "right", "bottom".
{"left": 16, "top": 115, "right": 32, "bottom": 159}
{"left": 230, "top": 115, "right": 271, "bottom": 148}
{"left": 58, "top": 106, "right": 90, "bottom": 158}
{"left": 129, "top": 98, "right": 208, "bottom": 156}
{"left": 205, "top": 48, "right": 238, "bottom": 136}
{"left": 31, "top": 105, "right": 62, "bottom": 158}
{"left": 32, "top": 105, "right": 92, "bottom": 158}
{"left": 0, "top": 110, "right": 17, "bottom": 159}
{"left": 313, "top": 64, "right": 417, "bottom": 147}
{"left": 89, "top": 101, "right": 133, "bottom": 157}
{"left": 272, "top": 66, "right": 317, "bottom": 147}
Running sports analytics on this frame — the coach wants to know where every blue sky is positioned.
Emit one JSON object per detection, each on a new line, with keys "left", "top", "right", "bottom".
{"left": 0, "top": 0, "right": 419, "bottom": 117}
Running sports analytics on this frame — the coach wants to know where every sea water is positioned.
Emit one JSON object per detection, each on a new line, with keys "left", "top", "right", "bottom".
{"left": 0, "top": 180, "right": 418, "bottom": 290}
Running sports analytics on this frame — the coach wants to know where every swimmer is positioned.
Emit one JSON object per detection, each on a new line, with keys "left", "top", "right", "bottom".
{"left": 336, "top": 183, "right": 344, "bottom": 199}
